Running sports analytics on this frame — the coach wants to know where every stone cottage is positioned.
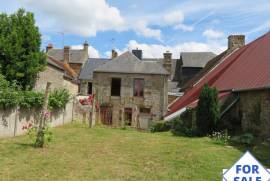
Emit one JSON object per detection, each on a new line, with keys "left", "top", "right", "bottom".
{"left": 174, "top": 52, "right": 216, "bottom": 87}
{"left": 79, "top": 58, "right": 109, "bottom": 95}
{"left": 92, "top": 51, "right": 169, "bottom": 129}
{"left": 34, "top": 55, "right": 78, "bottom": 95}
{"left": 165, "top": 32, "right": 270, "bottom": 137}
{"left": 46, "top": 42, "right": 89, "bottom": 74}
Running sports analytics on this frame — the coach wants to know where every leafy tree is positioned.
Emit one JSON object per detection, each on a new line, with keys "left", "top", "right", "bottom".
{"left": 196, "top": 84, "right": 220, "bottom": 136}
{"left": 0, "top": 9, "right": 46, "bottom": 90}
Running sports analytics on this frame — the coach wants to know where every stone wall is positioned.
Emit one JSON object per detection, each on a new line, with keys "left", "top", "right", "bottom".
{"left": 0, "top": 100, "right": 79, "bottom": 138}
{"left": 35, "top": 64, "right": 78, "bottom": 96}
{"left": 79, "top": 80, "right": 90, "bottom": 95}
{"left": 237, "top": 89, "right": 270, "bottom": 137}
{"left": 35, "top": 65, "right": 64, "bottom": 91}
{"left": 93, "top": 72, "right": 168, "bottom": 129}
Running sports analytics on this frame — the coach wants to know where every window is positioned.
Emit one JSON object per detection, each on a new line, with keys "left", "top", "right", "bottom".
{"left": 134, "top": 79, "right": 144, "bottom": 97}
{"left": 140, "top": 107, "right": 151, "bottom": 114}
{"left": 87, "top": 82, "right": 92, "bottom": 95}
{"left": 111, "top": 78, "right": 121, "bottom": 96}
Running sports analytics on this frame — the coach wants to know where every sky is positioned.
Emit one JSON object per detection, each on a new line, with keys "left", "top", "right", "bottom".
{"left": 1, "top": 0, "right": 270, "bottom": 58}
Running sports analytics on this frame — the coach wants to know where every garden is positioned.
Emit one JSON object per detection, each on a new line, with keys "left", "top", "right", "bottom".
{"left": 0, "top": 123, "right": 269, "bottom": 181}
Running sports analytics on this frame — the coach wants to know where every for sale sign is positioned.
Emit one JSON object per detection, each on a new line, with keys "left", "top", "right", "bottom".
{"left": 223, "top": 151, "right": 270, "bottom": 181}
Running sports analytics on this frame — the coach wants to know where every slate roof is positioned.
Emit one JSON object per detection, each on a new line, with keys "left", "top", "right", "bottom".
{"left": 180, "top": 52, "right": 216, "bottom": 68}
{"left": 94, "top": 51, "right": 169, "bottom": 75}
{"left": 79, "top": 58, "right": 109, "bottom": 80}
{"left": 166, "top": 31, "right": 270, "bottom": 119}
{"left": 47, "top": 49, "right": 88, "bottom": 64}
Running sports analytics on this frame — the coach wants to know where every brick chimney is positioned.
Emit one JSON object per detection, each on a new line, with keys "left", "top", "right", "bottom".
{"left": 132, "top": 49, "right": 142, "bottom": 60}
{"left": 228, "top": 35, "right": 245, "bottom": 50}
{"left": 83, "top": 41, "right": 89, "bottom": 52}
{"left": 46, "top": 43, "right": 53, "bottom": 52}
{"left": 163, "top": 51, "right": 172, "bottom": 74}
{"left": 63, "top": 46, "right": 70, "bottom": 63}
{"left": 111, "top": 49, "right": 118, "bottom": 59}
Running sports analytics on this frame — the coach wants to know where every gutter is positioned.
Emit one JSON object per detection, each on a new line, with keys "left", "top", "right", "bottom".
{"left": 164, "top": 107, "right": 187, "bottom": 121}
{"left": 232, "top": 86, "right": 270, "bottom": 93}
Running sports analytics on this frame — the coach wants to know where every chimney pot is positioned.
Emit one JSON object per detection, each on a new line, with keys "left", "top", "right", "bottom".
{"left": 132, "top": 49, "right": 143, "bottom": 60}
{"left": 64, "top": 46, "right": 70, "bottom": 63}
{"left": 46, "top": 43, "right": 53, "bottom": 52}
{"left": 228, "top": 35, "right": 245, "bottom": 50}
{"left": 163, "top": 51, "right": 172, "bottom": 60}
{"left": 111, "top": 49, "right": 118, "bottom": 59}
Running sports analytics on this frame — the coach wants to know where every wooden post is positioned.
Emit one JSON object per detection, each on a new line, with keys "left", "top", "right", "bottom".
{"left": 35, "top": 82, "right": 51, "bottom": 147}
{"left": 40, "top": 82, "right": 51, "bottom": 129}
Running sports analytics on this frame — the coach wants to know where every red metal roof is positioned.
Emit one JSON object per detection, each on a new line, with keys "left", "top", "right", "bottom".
{"left": 166, "top": 32, "right": 270, "bottom": 117}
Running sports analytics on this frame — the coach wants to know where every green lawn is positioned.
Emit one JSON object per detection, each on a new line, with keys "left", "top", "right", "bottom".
{"left": 0, "top": 123, "right": 269, "bottom": 181}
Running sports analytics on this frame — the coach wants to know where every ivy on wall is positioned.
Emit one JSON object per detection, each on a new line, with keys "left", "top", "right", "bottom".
{"left": 0, "top": 74, "right": 71, "bottom": 110}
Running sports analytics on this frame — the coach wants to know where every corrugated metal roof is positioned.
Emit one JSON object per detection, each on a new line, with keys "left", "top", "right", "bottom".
{"left": 180, "top": 52, "right": 216, "bottom": 67}
{"left": 94, "top": 51, "right": 169, "bottom": 75}
{"left": 79, "top": 58, "right": 109, "bottom": 80}
{"left": 166, "top": 31, "right": 270, "bottom": 117}
{"left": 47, "top": 49, "right": 88, "bottom": 64}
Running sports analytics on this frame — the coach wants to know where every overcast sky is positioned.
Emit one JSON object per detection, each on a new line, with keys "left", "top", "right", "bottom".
{"left": 1, "top": 0, "right": 270, "bottom": 58}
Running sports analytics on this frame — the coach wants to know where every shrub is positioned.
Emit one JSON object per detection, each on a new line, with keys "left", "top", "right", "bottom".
{"left": 150, "top": 121, "right": 171, "bottom": 132}
{"left": 19, "top": 91, "right": 44, "bottom": 109}
{"left": 196, "top": 84, "right": 220, "bottom": 136}
{"left": 209, "top": 131, "right": 230, "bottom": 145}
{"left": 171, "top": 117, "right": 196, "bottom": 137}
{"left": 230, "top": 133, "right": 254, "bottom": 146}
{"left": 48, "top": 89, "right": 70, "bottom": 110}
{"left": 0, "top": 75, "right": 19, "bottom": 109}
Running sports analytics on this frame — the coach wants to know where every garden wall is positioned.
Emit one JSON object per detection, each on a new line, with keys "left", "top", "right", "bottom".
{"left": 0, "top": 99, "right": 82, "bottom": 138}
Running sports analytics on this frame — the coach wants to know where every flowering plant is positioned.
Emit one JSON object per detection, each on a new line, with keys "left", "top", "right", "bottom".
{"left": 23, "top": 110, "right": 53, "bottom": 147}
{"left": 79, "top": 95, "right": 94, "bottom": 105}
{"left": 209, "top": 131, "right": 231, "bottom": 145}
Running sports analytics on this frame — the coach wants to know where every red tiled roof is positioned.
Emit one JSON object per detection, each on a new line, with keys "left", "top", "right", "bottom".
{"left": 47, "top": 55, "right": 77, "bottom": 78}
{"left": 166, "top": 31, "right": 270, "bottom": 117}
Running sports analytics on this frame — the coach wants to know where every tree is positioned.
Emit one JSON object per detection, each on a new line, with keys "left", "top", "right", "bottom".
{"left": 0, "top": 9, "right": 46, "bottom": 90}
{"left": 196, "top": 84, "right": 220, "bottom": 136}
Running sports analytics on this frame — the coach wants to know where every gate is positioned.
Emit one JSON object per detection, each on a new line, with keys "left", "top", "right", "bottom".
{"left": 100, "top": 106, "right": 112, "bottom": 125}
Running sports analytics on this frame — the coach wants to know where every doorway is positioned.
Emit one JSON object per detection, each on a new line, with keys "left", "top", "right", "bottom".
{"left": 100, "top": 106, "right": 112, "bottom": 125}
{"left": 124, "top": 108, "right": 132, "bottom": 126}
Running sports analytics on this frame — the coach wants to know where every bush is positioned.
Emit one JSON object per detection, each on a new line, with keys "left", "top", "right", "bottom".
{"left": 19, "top": 91, "right": 44, "bottom": 109}
{"left": 171, "top": 117, "right": 196, "bottom": 137}
{"left": 230, "top": 133, "right": 254, "bottom": 146}
{"left": 196, "top": 84, "right": 220, "bottom": 136}
{"left": 0, "top": 75, "right": 20, "bottom": 109}
{"left": 209, "top": 131, "right": 230, "bottom": 145}
{"left": 150, "top": 121, "right": 171, "bottom": 132}
{"left": 48, "top": 89, "right": 70, "bottom": 110}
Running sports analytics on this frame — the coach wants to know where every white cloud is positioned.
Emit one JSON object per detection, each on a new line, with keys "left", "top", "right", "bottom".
{"left": 163, "top": 10, "right": 193, "bottom": 32}
{"left": 174, "top": 24, "right": 194, "bottom": 32}
{"left": 164, "top": 11, "right": 184, "bottom": 25}
{"left": 71, "top": 44, "right": 100, "bottom": 58}
{"left": 115, "top": 40, "right": 226, "bottom": 59}
{"left": 23, "top": 0, "right": 124, "bottom": 37}
{"left": 203, "top": 29, "right": 224, "bottom": 39}
{"left": 133, "top": 20, "right": 162, "bottom": 40}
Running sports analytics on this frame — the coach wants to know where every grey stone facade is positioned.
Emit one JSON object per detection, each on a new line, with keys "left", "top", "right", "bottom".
{"left": 92, "top": 72, "right": 168, "bottom": 129}
{"left": 236, "top": 89, "right": 270, "bottom": 138}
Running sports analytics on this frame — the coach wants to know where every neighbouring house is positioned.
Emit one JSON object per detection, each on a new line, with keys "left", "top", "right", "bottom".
{"left": 92, "top": 51, "right": 169, "bottom": 129}
{"left": 165, "top": 32, "right": 270, "bottom": 137}
{"left": 46, "top": 42, "right": 89, "bottom": 74}
{"left": 34, "top": 55, "right": 78, "bottom": 95}
{"left": 174, "top": 52, "right": 216, "bottom": 87}
{"left": 79, "top": 58, "right": 109, "bottom": 95}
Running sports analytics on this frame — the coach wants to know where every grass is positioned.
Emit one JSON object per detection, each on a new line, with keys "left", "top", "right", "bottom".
{"left": 0, "top": 123, "right": 269, "bottom": 181}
